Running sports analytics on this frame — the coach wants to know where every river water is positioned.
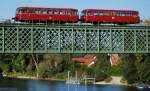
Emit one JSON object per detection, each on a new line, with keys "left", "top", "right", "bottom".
{"left": 0, "top": 77, "right": 149, "bottom": 91}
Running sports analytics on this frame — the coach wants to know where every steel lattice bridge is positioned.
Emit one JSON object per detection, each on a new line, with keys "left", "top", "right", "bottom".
{"left": 0, "top": 23, "right": 150, "bottom": 53}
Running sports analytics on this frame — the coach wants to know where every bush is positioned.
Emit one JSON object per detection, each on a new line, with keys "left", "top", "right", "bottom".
{"left": 37, "top": 62, "right": 49, "bottom": 78}
{"left": 95, "top": 71, "right": 108, "bottom": 82}
{"left": 104, "top": 77, "right": 112, "bottom": 83}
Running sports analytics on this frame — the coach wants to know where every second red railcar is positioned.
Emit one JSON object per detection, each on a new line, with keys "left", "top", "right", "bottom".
{"left": 81, "top": 9, "right": 140, "bottom": 24}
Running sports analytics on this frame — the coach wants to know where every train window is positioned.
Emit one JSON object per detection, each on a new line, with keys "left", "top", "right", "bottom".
{"left": 87, "top": 12, "right": 93, "bottom": 16}
{"left": 67, "top": 11, "right": 71, "bottom": 15}
{"left": 131, "top": 13, "right": 137, "bottom": 16}
{"left": 73, "top": 11, "right": 76, "bottom": 15}
{"left": 76, "top": 12, "right": 79, "bottom": 15}
{"left": 48, "top": 10, "right": 53, "bottom": 14}
{"left": 124, "top": 12, "right": 127, "bottom": 16}
{"left": 123, "top": 12, "right": 131, "bottom": 16}
{"left": 72, "top": 11, "right": 75, "bottom": 15}
{"left": 74, "top": 11, "right": 78, "bottom": 15}
{"left": 54, "top": 11, "right": 59, "bottom": 14}
{"left": 21, "top": 9, "right": 28, "bottom": 13}
{"left": 99, "top": 12, "right": 104, "bottom": 16}
{"left": 122, "top": 14, "right": 126, "bottom": 16}
{"left": 18, "top": 9, "right": 22, "bottom": 14}
{"left": 111, "top": 12, "right": 116, "bottom": 16}
{"left": 35, "top": 10, "right": 39, "bottom": 14}
{"left": 59, "top": 11, "right": 64, "bottom": 15}
{"left": 39, "top": 10, "right": 42, "bottom": 14}
{"left": 119, "top": 12, "right": 122, "bottom": 16}
{"left": 73, "top": 11, "right": 77, "bottom": 15}
{"left": 74, "top": 11, "right": 77, "bottom": 15}
{"left": 94, "top": 12, "right": 99, "bottom": 16}
{"left": 43, "top": 10, "right": 47, "bottom": 14}
{"left": 126, "top": 13, "right": 131, "bottom": 16}
{"left": 39, "top": 10, "right": 45, "bottom": 14}
{"left": 71, "top": 12, "right": 74, "bottom": 15}
{"left": 71, "top": 11, "right": 74, "bottom": 15}
{"left": 103, "top": 12, "right": 110, "bottom": 16}
{"left": 16, "top": 9, "right": 21, "bottom": 14}
{"left": 131, "top": 12, "right": 134, "bottom": 16}
{"left": 119, "top": 12, "right": 125, "bottom": 16}
{"left": 63, "top": 11, "right": 66, "bottom": 15}
{"left": 69, "top": 11, "right": 71, "bottom": 15}
{"left": 65, "top": 11, "right": 68, "bottom": 15}
{"left": 116, "top": 12, "right": 121, "bottom": 16}
{"left": 28, "top": 10, "right": 36, "bottom": 14}
{"left": 133, "top": 14, "right": 137, "bottom": 17}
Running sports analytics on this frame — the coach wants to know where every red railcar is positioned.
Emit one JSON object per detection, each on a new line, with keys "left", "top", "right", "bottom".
{"left": 15, "top": 7, "right": 79, "bottom": 23}
{"left": 81, "top": 9, "right": 140, "bottom": 24}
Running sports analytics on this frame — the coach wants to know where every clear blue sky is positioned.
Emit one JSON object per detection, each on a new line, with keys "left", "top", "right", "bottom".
{"left": 0, "top": 0, "right": 150, "bottom": 19}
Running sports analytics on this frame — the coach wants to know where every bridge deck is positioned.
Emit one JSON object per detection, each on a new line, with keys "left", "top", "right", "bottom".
{"left": 0, "top": 24, "right": 150, "bottom": 53}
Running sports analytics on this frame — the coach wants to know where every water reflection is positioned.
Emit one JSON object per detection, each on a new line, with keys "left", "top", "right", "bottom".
{"left": 0, "top": 78, "right": 150, "bottom": 91}
{"left": 66, "top": 84, "right": 127, "bottom": 91}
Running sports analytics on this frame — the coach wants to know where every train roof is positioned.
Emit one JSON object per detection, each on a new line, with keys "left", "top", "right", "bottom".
{"left": 17, "top": 7, "right": 78, "bottom": 11}
{"left": 82, "top": 9, "right": 139, "bottom": 13}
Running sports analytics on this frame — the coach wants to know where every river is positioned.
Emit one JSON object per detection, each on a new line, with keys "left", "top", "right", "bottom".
{"left": 0, "top": 77, "right": 149, "bottom": 91}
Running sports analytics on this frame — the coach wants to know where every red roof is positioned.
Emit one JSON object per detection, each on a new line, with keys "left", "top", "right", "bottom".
{"left": 82, "top": 9, "right": 139, "bottom": 14}
{"left": 17, "top": 7, "right": 78, "bottom": 11}
{"left": 72, "top": 54, "right": 97, "bottom": 66}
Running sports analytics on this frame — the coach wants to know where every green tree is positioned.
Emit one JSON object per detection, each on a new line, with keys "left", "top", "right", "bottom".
{"left": 93, "top": 54, "right": 110, "bottom": 81}
{"left": 11, "top": 54, "right": 25, "bottom": 72}
{"left": 37, "top": 61, "right": 50, "bottom": 78}
{"left": 135, "top": 54, "right": 150, "bottom": 84}
{"left": 0, "top": 54, "right": 17, "bottom": 73}
{"left": 144, "top": 18, "right": 150, "bottom": 25}
{"left": 121, "top": 54, "right": 138, "bottom": 84}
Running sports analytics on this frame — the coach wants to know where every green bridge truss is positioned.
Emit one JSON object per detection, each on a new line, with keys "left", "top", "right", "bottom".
{"left": 0, "top": 24, "right": 150, "bottom": 53}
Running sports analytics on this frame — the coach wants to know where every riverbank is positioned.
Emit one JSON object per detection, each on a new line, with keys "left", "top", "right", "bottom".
{"left": 4, "top": 75, "right": 65, "bottom": 82}
{"left": 5, "top": 74, "right": 127, "bottom": 86}
{"left": 95, "top": 76, "right": 127, "bottom": 86}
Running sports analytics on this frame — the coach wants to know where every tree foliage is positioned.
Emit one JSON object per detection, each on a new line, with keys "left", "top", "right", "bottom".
{"left": 120, "top": 54, "right": 150, "bottom": 84}
{"left": 120, "top": 54, "right": 138, "bottom": 84}
{"left": 12, "top": 54, "right": 25, "bottom": 72}
{"left": 0, "top": 53, "right": 150, "bottom": 85}
{"left": 144, "top": 18, "right": 150, "bottom": 25}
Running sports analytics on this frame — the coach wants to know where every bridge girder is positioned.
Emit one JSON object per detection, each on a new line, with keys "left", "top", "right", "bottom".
{"left": 0, "top": 25, "right": 150, "bottom": 53}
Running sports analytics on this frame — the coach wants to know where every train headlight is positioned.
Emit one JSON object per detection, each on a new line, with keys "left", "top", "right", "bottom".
{"left": 49, "top": 17, "right": 52, "bottom": 19}
{"left": 112, "top": 17, "right": 115, "bottom": 19}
